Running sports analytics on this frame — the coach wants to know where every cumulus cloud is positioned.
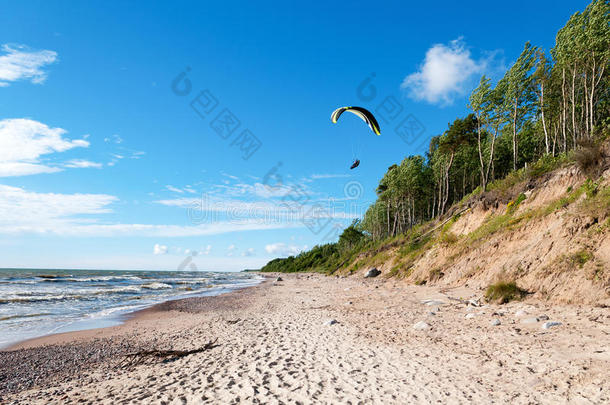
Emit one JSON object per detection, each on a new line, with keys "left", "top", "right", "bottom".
{"left": 401, "top": 38, "right": 489, "bottom": 105}
{"left": 202, "top": 245, "right": 212, "bottom": 255}
{"left": 265, "top": 243, "right": 305, "bottom": 257}
{"left": 0, "top": 118, "right": 89, "bottom": 177}
{"left": 0, "top": 44, "right": 58, "bottom": 86}
{"left": 153, "top": 243, "right": 168, "bottom": 255}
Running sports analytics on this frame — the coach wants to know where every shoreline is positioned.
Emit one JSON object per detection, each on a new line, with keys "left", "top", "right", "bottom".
{"left": 2, "top": 273, "right": 608, "bottom": 403}
{"left": 4, "top": 274, "right": 269, "bottom": 351}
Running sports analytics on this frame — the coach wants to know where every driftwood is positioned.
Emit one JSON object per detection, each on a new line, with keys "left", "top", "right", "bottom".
{"left": 118, "top": 339, "right": 219, "bottom": 369}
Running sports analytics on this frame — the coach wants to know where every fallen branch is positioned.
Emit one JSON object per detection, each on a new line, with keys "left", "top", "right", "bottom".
{"left": 118, "top": 339, "right": 219, "bottom": 369}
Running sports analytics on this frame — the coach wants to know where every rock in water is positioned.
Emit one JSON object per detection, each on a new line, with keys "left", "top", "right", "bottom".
{"left": 413, "top": 321, "right": 430, "bottom": 330}
{"left": 325, "top": 319, "right": 338, "bottom": 326}
{"left": 490, "top": 319, "right": 501, "bottom": 326}
{"left": 364, "top": 268, "right": 381, "bottom": 278}
{"left": 541, "top": 321, "right": 561, "bottom": 329}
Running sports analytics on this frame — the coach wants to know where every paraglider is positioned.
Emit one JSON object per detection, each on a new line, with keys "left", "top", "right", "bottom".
{"left": 331, "top": 106, "right": 380, "bottom": 169}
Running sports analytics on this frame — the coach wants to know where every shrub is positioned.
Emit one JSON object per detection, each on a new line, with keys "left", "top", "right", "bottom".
{"left": 484, "top": 281, "right": 528, "bottom": 304}
{"left": 583, "top": 179, "right": 599, "bottom": 198}
{"left": 572, "top": 139, "right": 603, "bottom": 176}
{"left": 570, "top": 249, "right": 593, "bottom": 268}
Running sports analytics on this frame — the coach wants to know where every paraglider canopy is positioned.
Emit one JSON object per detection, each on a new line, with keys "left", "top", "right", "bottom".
{"left": 330, "top": 106, "right": 381, "bottom": 135}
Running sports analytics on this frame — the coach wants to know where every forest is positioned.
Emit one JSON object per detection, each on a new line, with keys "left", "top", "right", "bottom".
{"left": 261, "top": 0, "right": 609, "bottom": 273}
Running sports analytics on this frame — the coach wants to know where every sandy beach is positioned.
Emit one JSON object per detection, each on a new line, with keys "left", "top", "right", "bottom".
{"left": 1, "top": 273, "right": 608, "bottom": 404}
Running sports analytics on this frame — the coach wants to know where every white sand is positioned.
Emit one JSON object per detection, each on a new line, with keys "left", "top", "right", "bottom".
{"left": 5, "top": 273, "right": 609, "bottom": 404}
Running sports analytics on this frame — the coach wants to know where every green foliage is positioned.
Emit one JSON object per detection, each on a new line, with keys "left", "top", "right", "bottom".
{"left": 259, "top": 243, "right": 340, "bottom": 274}
{"left": 583, "top": 179, "right": 599, "bottom": 198}
{"left": 507, "top": 193, "right": 527, "bottom": 214}
{"left": 485, "top": 281, "right": 528, "bottom": 304}
{"left": 569, "top": 249, "right": 593, "bottom": 268}
{"left": 337, "top": 220, "right": 366, "bottom": 251}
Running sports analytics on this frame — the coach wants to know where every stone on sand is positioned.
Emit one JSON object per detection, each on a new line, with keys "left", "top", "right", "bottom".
{"left": 413, "top": 321, "right": 430, "bottom": 330}
{"left": 325, "top": 319, "right": 338, "bottom": 326}
{"left": 541, "top": 321, "right": 561, "bottom": 329}
{"left": 275, "top": 277, "right": 283, "bottom": 282}
{"left": 521, "top": 317, "right": 539, "bottom": 324}
{"left": 465, "top": 313, "right": 476, "bottom": 319}
{"left": 364, "top": 268, "right": 381, "bottom": 278}
{"left": 490, "top": 319, "right": 501, "bottom": 326}
{"left": 421, "top": 299, "right": 445, "bottom": 306}
{"left": 515, "top": 310, "right": 528, "bottom": 317}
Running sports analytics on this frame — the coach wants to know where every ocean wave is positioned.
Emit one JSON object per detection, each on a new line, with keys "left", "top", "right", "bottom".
{"left": 141, "top": 282, "right": 173, "bottom": 290}
{"left": 0, "top": 313, "right": 50, "bottom": 321}
{"left": 0, "top": 295, "right": 80, "bottom": 304}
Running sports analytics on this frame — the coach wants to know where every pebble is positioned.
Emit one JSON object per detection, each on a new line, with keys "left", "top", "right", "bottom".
{"left": 490, "top": 319, "right": 501, "bottom": 326}
{"left": 541, "top": 321, "right": 561, "bottom": 329}
{"left": 421, "top": 299, "right": 445, "bottom": 306}
{"left": 325, "top": 319, "right": 338, "bottom": 326}
{"left": 537, "top": 314, "right": 549, "bottom": 321}
{"left": 521, "top": 317, "right": 539, "bottom": 324}
{"left": 515, "top": 310, "right": 528, "bottom": 317}
{"left": 465, "top": 313, "right": 476, "bottom": 319}
{"left": 275, "top": 277, "right": 283, "bottom": 282}
{"left": 413, "top": 321, "right": 430, "bottom": 330}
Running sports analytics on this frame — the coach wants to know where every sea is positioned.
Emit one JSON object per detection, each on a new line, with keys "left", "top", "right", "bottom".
{"left": 0, "top": 268, "right": 263, "bottom": 348}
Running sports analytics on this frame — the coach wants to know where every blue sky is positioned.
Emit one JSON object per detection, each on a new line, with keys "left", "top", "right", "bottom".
{"left": 0, "top": 0, "right": 588, "bottom": 270}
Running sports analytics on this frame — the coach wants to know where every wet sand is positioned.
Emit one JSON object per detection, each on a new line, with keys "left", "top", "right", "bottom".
{"left": 1, "top": 273, "right": 608, "bottom": 404}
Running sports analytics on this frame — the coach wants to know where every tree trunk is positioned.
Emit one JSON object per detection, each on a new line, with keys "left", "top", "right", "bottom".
{"left": 476, "top": 113, "right": 487, "bottom": 189}
{"left": 562, "top": 67, "right": 567, "bottom": 152}
{"left": 540, "top": 82, "right": 549, "bottom": 154}
{"left": 571, "top": 65, "right": 576, "bottom": 146}
{"left": 512, "top": 99, "right": 518, "bottom": 171}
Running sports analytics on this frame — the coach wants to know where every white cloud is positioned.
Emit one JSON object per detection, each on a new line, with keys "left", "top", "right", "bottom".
{"left": 0, "top": 44, "right": 57, "bottom": 86}
{"left": 0, "top": 184, "right": 116, "bottom": 231}
{"left": 0, "top": 118, "right": 89, "bottom": 177}
{"left": 104, "top": 134, "right": 123, "bottom": 144}
{"left": 242, "top": 248, "right": 255, "bottom": 257}
{"left": 308, "top": 173, "right": 351, "bottom": 180}
{"left": 265, "top": 242, "right": 305, "bottom": 257}
{"left": 165, "top": 185, "right": 184, "bottom": 194}
{"left": 153, "top": 243, "right": 168, "bottom": 255}
{"left": 0, "top": 184, "right": 302, "bottom": 237}
{"left": 401, "top": 38, "right": 488, "bottom": 105}
{"left": 64, "top": 159, "right": 103, "bottom": 169}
